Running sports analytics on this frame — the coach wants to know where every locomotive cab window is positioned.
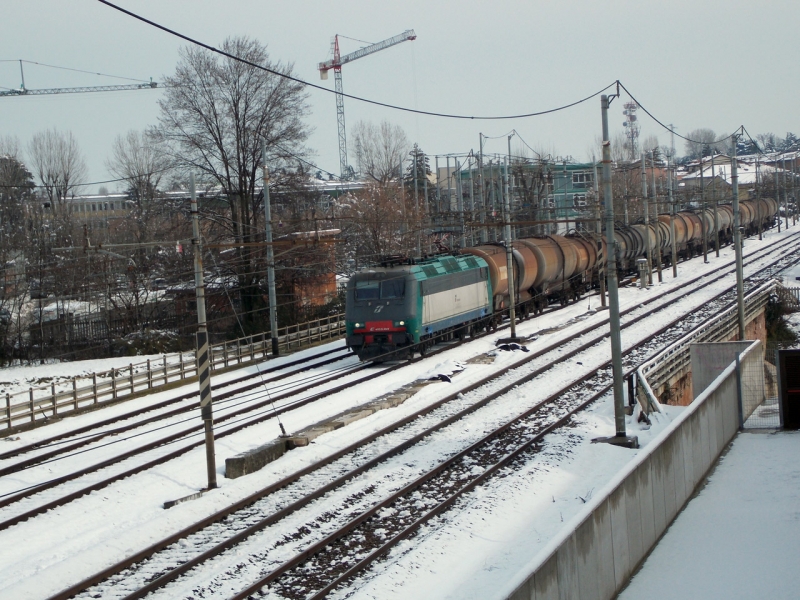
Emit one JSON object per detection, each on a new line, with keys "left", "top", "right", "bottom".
{"left": 355, "top": 280, "right": 380, "bottom": 300}
{"left": 380, "top": 279, "right": 405, "bottom": 299}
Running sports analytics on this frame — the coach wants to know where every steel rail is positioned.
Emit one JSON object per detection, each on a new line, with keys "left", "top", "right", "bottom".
{"left": 53, "top": 229, "right": 800, "bottom": 600}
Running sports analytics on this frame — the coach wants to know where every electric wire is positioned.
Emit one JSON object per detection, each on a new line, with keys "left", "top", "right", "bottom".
{"left": 96, "top": 0, "right": 616, "bottom": 121}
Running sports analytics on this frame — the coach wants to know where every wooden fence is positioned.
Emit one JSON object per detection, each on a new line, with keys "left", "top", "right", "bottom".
{"left": 2, "top": 312, "right": 346, "bottom": 430}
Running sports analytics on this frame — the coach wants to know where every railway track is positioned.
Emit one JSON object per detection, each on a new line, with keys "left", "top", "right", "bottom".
{"left": 49, "top": 229, "right": 800, "bottom": 600}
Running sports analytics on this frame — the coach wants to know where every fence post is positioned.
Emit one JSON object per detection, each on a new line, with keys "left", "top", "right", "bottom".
{"left": 736, "top": 353, "right": 744, "bottom": 429}
{"left": 51, "top": 382, "right": 57, "bottom": 416}
{"left": 5, "top": 393, "right": 10, "bottom": 429}
{"left": 111, "top": 369, "right": 117, "bottom": 400}
{"left": 224, "top": 342, "right": 229, "bottom": 368}
{"left": 92, "top": 373, "right": 98, "bottom": 403}
{"left": 237, "top": 342, "right": 242, "bottom": 364}
{"left": 129, "top": 363, "right": 134, "bottom": 394}
{"left": 147, "top": 359, "right": 152, "bottom": 389}
{"left": 249, "top": 336, "right": 254, "bottom": 361}
{"left": 72, "top": 378, "right": 78, "bottom": 410}
{"left": 29, "top": 388, "right": 34, "bottom": 423}
{"left": 163, "top": 355, "right": 168, "bottom": 384}
{"left": 179, "top": 353, "right": 185, "bottom": 379}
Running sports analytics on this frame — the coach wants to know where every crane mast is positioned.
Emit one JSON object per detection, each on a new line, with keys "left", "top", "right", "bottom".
{"left": 319, "top": 30, "right": 416, "bottom": 180}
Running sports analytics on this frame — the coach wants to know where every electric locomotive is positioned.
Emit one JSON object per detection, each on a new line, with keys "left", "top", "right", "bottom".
{"left": 345, "top": 255, "right": 493, "bottom": 360}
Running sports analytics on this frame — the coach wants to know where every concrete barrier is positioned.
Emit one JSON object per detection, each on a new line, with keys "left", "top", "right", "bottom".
{"left": 502, "top": 340, "right": 762, "bottom": 600}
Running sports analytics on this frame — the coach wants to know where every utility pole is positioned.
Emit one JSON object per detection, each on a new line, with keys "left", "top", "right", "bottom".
{"left": 593, "top": 157, "right": 606, "bottom": 307}
{"left": 508, "top": 132, "right": 516, "bottom": 237}
{"left": 650, "top": 151, "right": 663, "bottom": 282}
{"left": 732, "top": 136, "right": 746, "bottom": 340}
{"left": 435, "top": 156, "right": 441, "bottom": 217}
{"left": 414, "top": 149, "right": 421, "bottom": 256}
{"left": 756, "top": 156, "right": 763, "bottom": 241}
{"left": 456, "top": 158, "right": 465, "bottom": 248}
{"left": 783, "top": 156, "right": 790, "bottom": 230}
{"left": 468, "top": 154, "right": 475, "bottom": 246}
{"left": 500, "top": 155, "right": 520, "bottom": 343}
{"left": 668, "top": 149, "right": 678, "bottom": 278}
{"left": 261, "top": 144, "right": 279, "bottom": 356}
{"left": 598, "top": 93, "right": 637, "bottom": 448}
{"left": 712, "top": 153, "right": 719, "bottom": 257}
{"left": 479, "top": 134, "right": 487, "bottom": 243}
{"left": 190, "top": 174, "right": 217, "bottom": 490}
{"left": 700, "top": 151, "right": 708, "bottom": 263}
{"left": 641, "top": 153, "right": 652, "bottom": 285}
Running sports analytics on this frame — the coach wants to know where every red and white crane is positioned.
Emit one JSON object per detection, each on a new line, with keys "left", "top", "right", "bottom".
{"left": 319, "top": 30, "right": 416, "bottom": 180}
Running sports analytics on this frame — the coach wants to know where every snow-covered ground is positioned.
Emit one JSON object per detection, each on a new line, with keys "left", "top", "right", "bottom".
{"left": 619, "top": 431, "right": 800, "bottom": 600}
{"left": 0, "top": 222, "right": 797, "bottom": 600}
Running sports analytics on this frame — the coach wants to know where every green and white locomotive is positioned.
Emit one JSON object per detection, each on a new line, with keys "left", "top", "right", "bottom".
{"left": 345, "top": 255, "right": 493, "bottom": 360}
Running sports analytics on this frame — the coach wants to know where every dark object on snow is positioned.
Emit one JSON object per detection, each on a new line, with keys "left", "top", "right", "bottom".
{"left": 430, "top": 373, "right": 452, "bottom": 383}
{"left": 497, "top": 343, "right": 529, "bottom": 353}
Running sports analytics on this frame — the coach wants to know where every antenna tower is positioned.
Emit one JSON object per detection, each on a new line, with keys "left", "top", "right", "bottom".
{"left": 622, "top": 101, "right": 640, "bottom": 161}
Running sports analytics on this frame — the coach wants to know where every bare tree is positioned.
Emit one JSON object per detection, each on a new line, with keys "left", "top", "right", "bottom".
{"left": 28, "top": 128, "right": 87, "bottom": 207}
{"left": 351, "top": 120, "right": 410, "bottom": 185}
{"left": 153, "top": 37, "right": 311, "bottom": 241}
{"left": 152, "top": 36, "right": 311, "bottom": 329}
{"left": 105, "top": 130, "right": 171, "bottom": 242}
{"left": 683, "top": 129, "right": 729, "bottom": 160}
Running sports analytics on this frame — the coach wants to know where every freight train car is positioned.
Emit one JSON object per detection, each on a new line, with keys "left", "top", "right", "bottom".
{"left": 345, "top": 255, "right": 493, "bottom": 360}
{"left": 346, "top": 200, "right": 781, "bottom": 361}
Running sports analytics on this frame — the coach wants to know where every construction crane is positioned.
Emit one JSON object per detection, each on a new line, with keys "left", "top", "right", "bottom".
{"left": 0, "top": 60, "right": 157, "bottom": 97}
{"left": 319, "top": 30, "right": 416, "bottom": 180}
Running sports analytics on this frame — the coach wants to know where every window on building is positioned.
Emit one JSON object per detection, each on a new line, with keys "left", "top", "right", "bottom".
{"left": 92, "top": 204, "right": 96, "bottom": 211}
{"left": 573, "top": 195, "right": 587, "bottom": 207}
{"left": 110, "top": 203, "right": 114, "bottom": 211}
{"left": 103, "top": 203, "right": 108, "bottom": 211}
{"left": 572, "top": 172, "right": 593, "bottom": 186}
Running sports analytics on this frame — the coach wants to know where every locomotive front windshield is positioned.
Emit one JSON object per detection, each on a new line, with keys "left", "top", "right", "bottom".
{"left": 354, "top": 278, "right": 405, "bottom": 300}
{"left": 355, "top": 280, "right": 380, "bottom": 300}
{"left": 380, "top": 279, "right": 405, "bottom": 299}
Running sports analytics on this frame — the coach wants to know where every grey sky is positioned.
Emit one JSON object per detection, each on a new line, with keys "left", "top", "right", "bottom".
{"left": 2, "top": 0, "right": 798, "bottom": 191}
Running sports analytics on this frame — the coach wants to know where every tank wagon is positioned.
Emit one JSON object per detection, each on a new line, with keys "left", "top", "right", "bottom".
{"left": 346, "top": 200, "right": 780, "bottom": 361}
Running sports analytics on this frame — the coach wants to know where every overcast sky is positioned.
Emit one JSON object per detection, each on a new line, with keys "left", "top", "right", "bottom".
{"left": 2, "top": 0, "right": 798, "bottom": 192}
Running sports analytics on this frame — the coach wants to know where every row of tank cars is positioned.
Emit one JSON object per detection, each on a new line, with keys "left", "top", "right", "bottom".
{"left": 345, "top": 198, "right": 780, "bottom": 361}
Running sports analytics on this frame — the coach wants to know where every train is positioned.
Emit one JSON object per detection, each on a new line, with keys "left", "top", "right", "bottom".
{"left": 345, "top": 199, "right": 780, "bottom": 361}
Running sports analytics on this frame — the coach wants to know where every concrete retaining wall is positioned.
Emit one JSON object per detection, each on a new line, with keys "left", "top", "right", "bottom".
{"left": 502, "top": 340, "right": 762, "bottom": 600}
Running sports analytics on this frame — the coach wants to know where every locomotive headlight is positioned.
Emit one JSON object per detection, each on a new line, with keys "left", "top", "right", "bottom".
{"left": 354, "top": 322, "right": 362, "bottom": 328}
{"left": 394, "top": 320, "right": 405, "bottom": 326}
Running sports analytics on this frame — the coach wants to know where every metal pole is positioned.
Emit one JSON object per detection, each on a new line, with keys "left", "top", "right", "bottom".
{"left": 423, "top": 165, "right": 428, "bottom": 252}
{"left": 435, "top": 155, "right": 441, "bottom": 217}
{"left": 650, "top": 152, "right": 663, "bottom": 282}
{"left": 414, "top": 148, "right": 421, "bottom": 256}
{"left": 668, "top": 151, "right": 677, "bottom": 278}
{"left": 593, "top": 157, "right": 606, "bottom": 307}
{"left": 508, "top": 132, "right": 516, "bottom": 237}
{"left": 756, "top": 156, "right": 763, "bottom": 240}
{"left": 712, "top": 153, "right": 719, "bottom": 257}
{"left": 794, "top": 152, "right": 798, "bottom": 226}
{"left": 732, "top": 138, "right": 746, "bottom": 340}
{"left": 504, "top": 156, "right": 517, "bottom": 339}
{"left": 479, "top": 134, "right": 486, "bottom": 243}
{"left": 602, "top": 94, "right": 630, "bottom": 442}
{"left": 468, "top": 154, "right": 475, "bottom": 245}
{"left": 776, "top": 158, "right": 782, "bottom": 233}
{"left": 701, "top": 152, "right": 708, "bottom": 263}
{"left": 190, "top": 174, "right": 217, "bottom": 490}
{"left": 783, "top": 156, "right": 789, "bottom": 230}
{"left": 641, "top": 153, "right": 652, "bottom": 285}
{"left": 261, "top": 144, "right": 279, "bottom": 356}
{"left": 456, "top": 158, "right": 465, "bottom": 248}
